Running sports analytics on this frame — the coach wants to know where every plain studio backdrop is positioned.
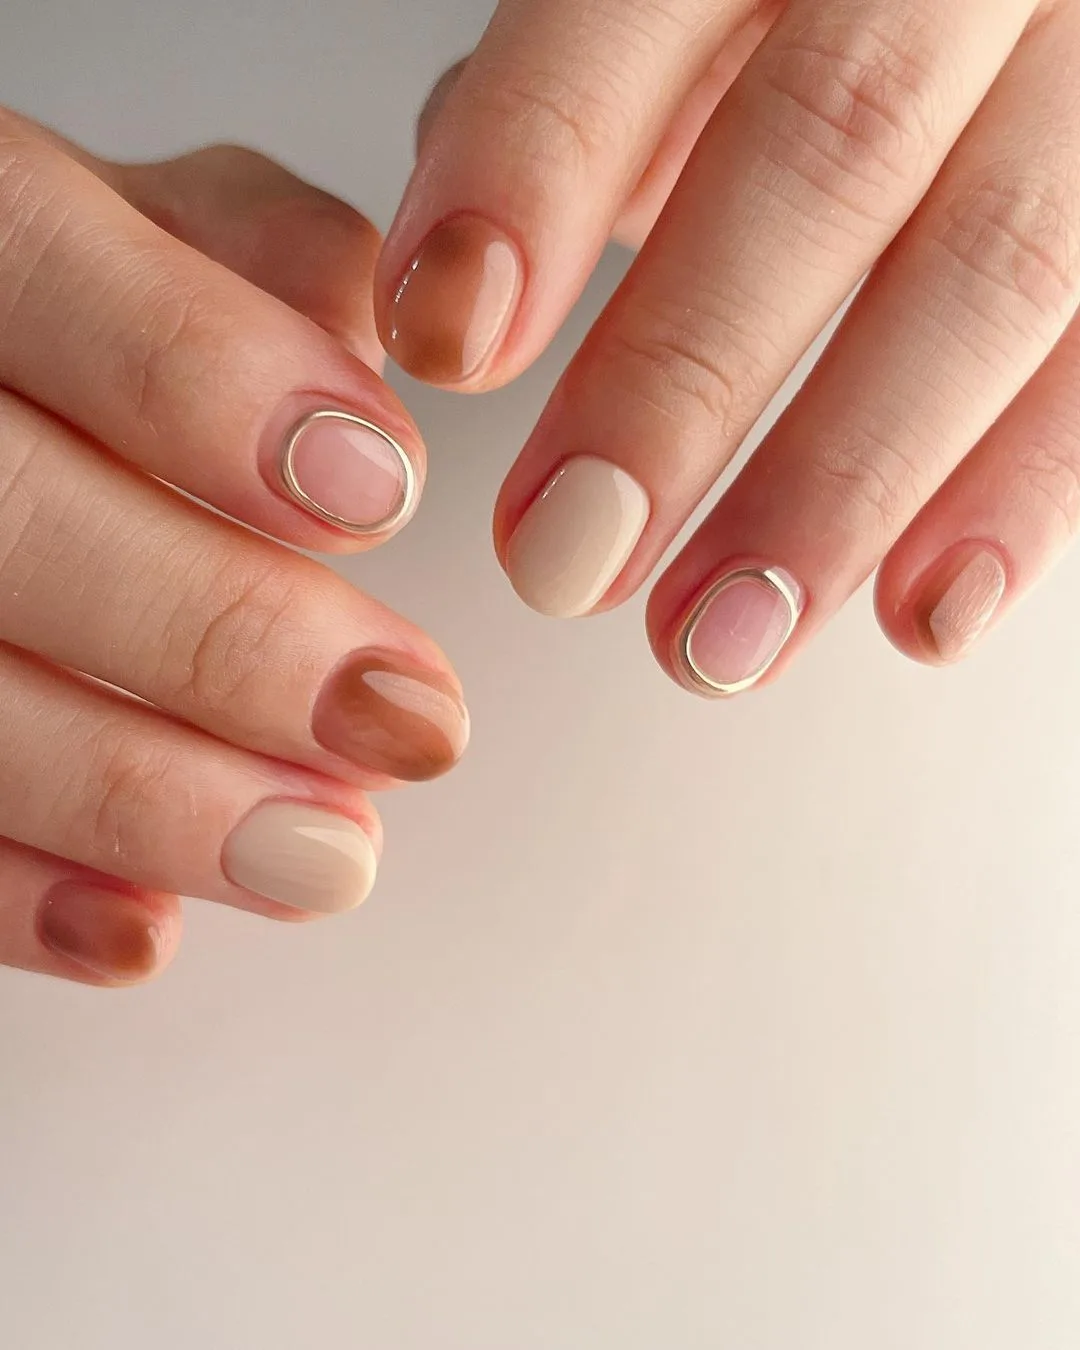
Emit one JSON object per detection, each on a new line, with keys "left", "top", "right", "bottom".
{"left": 2, "top": 3, "right": 1080, "bottom": 1347}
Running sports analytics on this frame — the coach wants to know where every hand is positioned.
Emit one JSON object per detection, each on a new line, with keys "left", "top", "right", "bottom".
{"left": 379, "top": 0, "right": 1080, "bottom": 696}
{"left": 0, "top": 111, "right": 469, "bottom": 987}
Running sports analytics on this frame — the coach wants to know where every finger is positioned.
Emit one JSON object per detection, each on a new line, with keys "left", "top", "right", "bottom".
{"left": 646, "top": 7, "right": 1080, "bottom": 694}
{"left": 0, "top": 643, "right": 384, "bottom": 919}
{"left": 0, "top": 389, "right": 470, "bottom": 787}
{"left": 377, "top": 0, "right": 754, "bottom": 389}
{"left": 877, "top": 312, "right": 1080, "bottom": 666}
{"left": 0, "top": 110, "right": 385, "bottom": 366}
{"left": 496, "top": 0, "right": 1033, "bottom": 620}
{"left": 0, "top": 116, "right": 421, "bottom": 549}
{"left": 0, "top": 839, "right": 180, "bottom": 988}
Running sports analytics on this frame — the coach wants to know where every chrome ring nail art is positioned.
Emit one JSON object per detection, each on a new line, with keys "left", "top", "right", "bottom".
{"left": 280, "top": 410, "right": 418, "bottom": 535}
{"left": 677, "top": 567, "right": 802, "bottom": 698}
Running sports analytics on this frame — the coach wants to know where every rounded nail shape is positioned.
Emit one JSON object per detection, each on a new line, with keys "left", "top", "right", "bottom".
{"left": 678, "top": 567, "right": 802, "bottom": 697}
{"left": 222, "top": 802, "right": 378, "bottom": 914}
{"left": 39, "top": 883, "right": 166, "bottom": 982}
{"left": 313, "top": 653, "right": 470, "bottom": 782}
{"left": 280, "top": 410, "right": 417, "bottom": 535}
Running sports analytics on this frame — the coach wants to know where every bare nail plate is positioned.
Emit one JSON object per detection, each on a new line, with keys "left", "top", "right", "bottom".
{"left": 280, "top": 410, "right": 417, "bottom": 534}
{"left": 222, "top": 802, "right": 378, "bottom": 914}
{"left": 928, "top": 549, "right": 1007, "bottom": 662}
{"left": 505, "top": 457, "right": 651, "bottom": 618}
{"left": 678, "top": 567, "right": 802, "bottom": 697}
{"left": 313, "top": 653, "right": 470, "bottom": 782}
{"left": 387, "top": 215, "right": 522, "bottom": 384}
{"left": 39, "top": 884, "right": 164, "bottom": 982}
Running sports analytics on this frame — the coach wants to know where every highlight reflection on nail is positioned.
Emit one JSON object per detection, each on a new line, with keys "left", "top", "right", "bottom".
{"left": 677, "top": 567, "right": 802, "bottom": 697}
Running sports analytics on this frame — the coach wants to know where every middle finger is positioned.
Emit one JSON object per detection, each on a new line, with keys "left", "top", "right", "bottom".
{"left": 497, "top": 0, "right": 1035, "bottom": 618}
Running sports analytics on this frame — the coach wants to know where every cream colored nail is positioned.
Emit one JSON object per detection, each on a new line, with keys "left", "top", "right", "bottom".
{"left": 222, "top": 801, "right": 377, "bottom": 914}
{"left": 928, "top": 550, "right": 1007, "bottom": 662}
{"left": 505, "top": 457, "right": 650, "bottom": 618}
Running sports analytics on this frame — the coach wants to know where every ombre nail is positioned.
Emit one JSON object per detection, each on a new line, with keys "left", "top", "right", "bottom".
{"left": 386, "top": 215, "right": 522, "bottom": 385}
{"left": 39, "top": 883, "right": 165, "bottom": 982}
{"left": 313, "top": 653, "right": 470, "bottom": 782}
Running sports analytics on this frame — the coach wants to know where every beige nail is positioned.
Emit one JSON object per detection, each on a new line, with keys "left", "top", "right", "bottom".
{"left": 929, "top": 550, "right": 1007, "bottom": 662}
{"left": 222, "top": 802, "right": 378, "bottom": 914}
{"left": 505, "top": 457, "right": 650, "bottom": 618}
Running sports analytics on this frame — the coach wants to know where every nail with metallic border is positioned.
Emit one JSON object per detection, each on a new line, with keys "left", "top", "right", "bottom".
{"left": 279, "top": 410, "right": 418, "bottom": 535}
{"left": 676, "top": 567, "right": 804, "bottom": 697}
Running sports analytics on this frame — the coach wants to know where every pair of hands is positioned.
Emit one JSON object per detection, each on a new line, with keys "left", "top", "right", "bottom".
{"left": 5, "top": 0, "right": 1080, "bottom": 986}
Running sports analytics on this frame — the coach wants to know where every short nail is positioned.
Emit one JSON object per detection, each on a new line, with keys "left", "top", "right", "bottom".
{"left": 222, "top": 802, "right": 378, "bottom": 915}
{"left": 505, "top": 457, "right": 651, "bottom": 618}
{"left": 313, "top": 653, "right": 470, "bottom": 782}
{"left": 280, "top": 410, "right": 417, "bottom": 534}
{"left": 39, "top": 883, "right": 165, "bottom": 982}
{"left": 678, "top": 567, "right": 803, "bottom": 697}
{"left": 927, "top": 548, "right": 1007, "bottom": 663}
{"left": 387, "top": 214, "right": 522, "bottom": 385}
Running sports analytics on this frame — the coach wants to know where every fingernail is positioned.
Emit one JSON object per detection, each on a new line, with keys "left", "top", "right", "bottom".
{"left": 39, "top": 883, "right": 165, "bottom": 982}
{"left": 678, "top": 567, "right": 803, "bottom": 697}
{"left": 280, "top": 410, "right": 417, "bottom": 534}
{"left": 505, "top": 457, "right": 650, "bottom": 618}
{"left": 313, "top": 653, "right": 470, "bottom": 782}
{"left": 387, "top": 214, "right": 522, "bottom": 385}
{"left": 927, "top": 549, "right": 1007, "bottom": 662}
{"left": 222, "top": 802, "right": 378, "bottom": 914}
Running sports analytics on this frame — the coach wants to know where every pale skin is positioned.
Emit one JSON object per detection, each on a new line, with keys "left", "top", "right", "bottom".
{"left": 381, "top": 0, "right": 1080, "bottom": 695}
{"left": 0, "top": 110, "right": 471, "bottom": 988}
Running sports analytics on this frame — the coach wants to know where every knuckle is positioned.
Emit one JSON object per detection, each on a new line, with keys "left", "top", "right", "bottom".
{"left": 935, "top": 175, "right": 1080, "bottom": 333}
{"left": 168, "top": 565, "right": 312, "bottom": 736}
{"left": 605, "top": 298, "right": 771, "bottom": 437}
{"left": 758, "top": 15, "right": 942, "bottom": 206}
{"left": 1014, "top": 436, "right": 1080, "bottom": 538}
{"left": 473, "top": 56, "right": 624, "bottom": 171}
{"left": 84, "top": 723, "right": 174, "bottom": 866}
{"left": 809, "top": 430, "right": 927, "bottom": 541}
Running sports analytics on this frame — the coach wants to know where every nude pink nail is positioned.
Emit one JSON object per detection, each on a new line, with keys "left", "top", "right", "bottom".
{"left": 678, "top": 567, "right": 803, "bottom": 697}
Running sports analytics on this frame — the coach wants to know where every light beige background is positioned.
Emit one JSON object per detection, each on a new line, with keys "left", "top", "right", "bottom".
{"left": 2, "top": 3, "right": 1080, "bottom": 1347}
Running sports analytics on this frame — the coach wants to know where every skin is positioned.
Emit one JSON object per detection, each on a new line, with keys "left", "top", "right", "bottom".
{"left": 0, "top": 109, "right": 469, "bottom": 988}
{"left": 380, "top": 0, "right": 1080, "bottom": 691}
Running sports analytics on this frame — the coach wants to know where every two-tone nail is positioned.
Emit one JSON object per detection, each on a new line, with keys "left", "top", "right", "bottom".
{"left": 924, "top": 547, "right": 1008, "bottom": 663}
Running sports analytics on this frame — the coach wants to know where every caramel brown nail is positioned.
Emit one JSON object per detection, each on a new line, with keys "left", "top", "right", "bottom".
{"left": 386, "top": 214, "right": 521, "bottom": 385}
{"left": 313, "top": 653, "right": 470, "bottom": 781}
{"left": 39, "top": 883, "right": 165, "bottom": 983}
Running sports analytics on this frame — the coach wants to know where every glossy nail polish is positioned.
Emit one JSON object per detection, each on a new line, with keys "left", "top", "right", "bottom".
{"left": 313, "top": 653, "right": 470, "bottom": 781}
{"left": 678, "top": 567, "right": 802, "bottom": 696}
{"left": 280, "top": 410, "right": 416, "bottom": 534}
{"left": 222, "top": 802, "right": 378, "bottom": 914}
{"left": 505, "top": 457, "right": 650, "bottom": 618}
{"left": 928, "top": 549, "right": 1007, "bottom": 662}
{"left": 39, "top": 883, "right": 165, "bottom": 982}
{"left": 386, "top": 215, "right": 521, "bottom": 384}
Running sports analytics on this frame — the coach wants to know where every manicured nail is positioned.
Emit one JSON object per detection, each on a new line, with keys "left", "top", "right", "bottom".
{"left": 678, "top": 567, "right": 803, "bottom": 697}
{"left": 280, "top": 410, "right": 417, "bottom": 534}
{"left": 313, "top": 653, "right": 470, "bottom": 782}
{"left": 505, "top": 457, "right": 650, "bottom": 618}
{"left": 222, "top": 802, "right": 378, "bottom": 914}
{"left": 39, "top": 883, "right": 165, "bottom": 982}
{"left": 387, "top": 215, "right": 522, "bottom": 385}
{"left": 927, "top": 549, "right": 1007, "bottom": 662}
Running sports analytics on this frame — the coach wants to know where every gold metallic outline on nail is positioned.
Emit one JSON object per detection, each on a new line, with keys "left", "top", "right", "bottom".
{"left": 677, "top": 567, "right": 801, "bottom": 698}
{"left": 280, "top": 410, "right": 418, "bottom": 536}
